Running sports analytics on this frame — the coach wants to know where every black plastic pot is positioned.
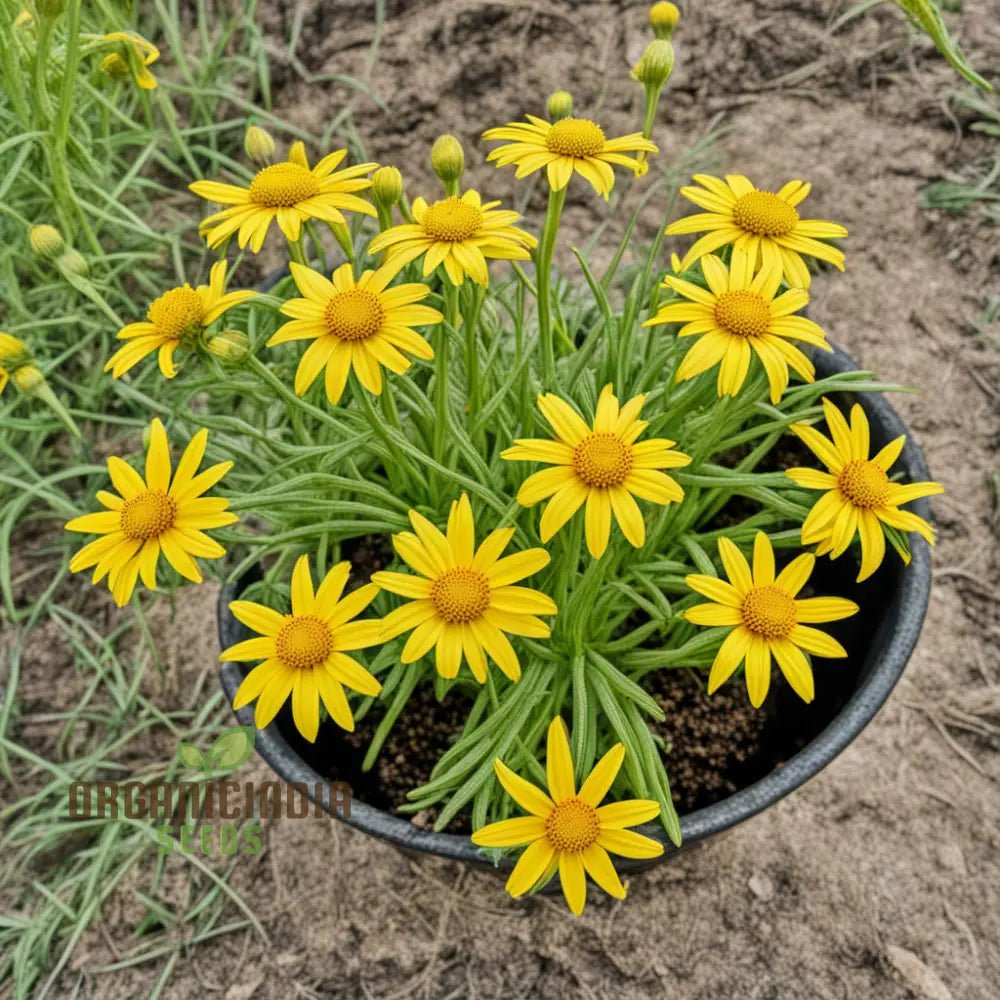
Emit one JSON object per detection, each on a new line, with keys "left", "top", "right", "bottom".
{"left": 218, "top": 342, "right": 933, "bottom": 873}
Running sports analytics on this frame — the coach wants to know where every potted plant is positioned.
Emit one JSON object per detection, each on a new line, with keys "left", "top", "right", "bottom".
{"left": 66, "top": 7, "right": 941, "bottom": 914}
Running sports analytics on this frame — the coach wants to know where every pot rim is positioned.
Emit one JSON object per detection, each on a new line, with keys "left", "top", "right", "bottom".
{"left": 218, "top": 341, "right": 933, "bottom": 868}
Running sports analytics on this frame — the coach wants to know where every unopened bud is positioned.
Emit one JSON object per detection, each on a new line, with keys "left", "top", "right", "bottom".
{"left": 100, "top": 53, "right": 131, "bottom": 81}
{"left": 37, "top": 0, "right": 66, "bottom": 20}
{"left": 372, "top": 166, "right": 403, "bottom": 210}
{"left": 244, "top": 124, "right": 275, "bottom": 165}
{"left": 57, "top": 249, "right": 89, "bottom": 277}
{"left": 0, "top": 333, "right": 31, "bottom": 368}
{"left": 632, "top": 39, "right": 675, "bottom": 89}
{"left": 430, "top": 134, "right": 464, "bottom": 188}
{"left": 14, "top": 8, "right": 33, "bottom": 27}
{"left": 29, "top": 224, "right": 65, "bottom": 259}
{"left": 207, "top": 330, "right": 249, "bottom": 363}
{"left": 649, "top": 2, "right": 679, "bottom": 39}
{"left": 13, "top": 365, "right": 44, "bottom": 394}
{"left": 546, "top": 90, "right": 574, "bottom": 121}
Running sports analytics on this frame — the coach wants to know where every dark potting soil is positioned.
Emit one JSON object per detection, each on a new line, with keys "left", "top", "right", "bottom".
{"left": 266, "top": 431, "right": 885, "bottom": 833}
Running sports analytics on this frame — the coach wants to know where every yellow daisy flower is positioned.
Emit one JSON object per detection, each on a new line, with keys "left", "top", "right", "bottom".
{"left": 105, "top": 261, "right": 254, "bottom": 380}
{"left": 189, "top": 141, "right": 376, "bottom": 253}
{"left": 787, "top": 398, "right": 944, "bottom": 581}
{"left": 666, "top": 174, "right": 848, "bottom": 288}
{"left": 221, "top": 555, "right": 383, "bottom": 741}
{"left": 644, "top": 251, "right": 831, "bottom": 403}
{"left": 471, "top": 717, "right": 664, "bottom": 915}
{"left": 367, "top": 189, "right": 536, "bottom": 287}
{"left": 685, "top": 532, "right": 859, "bottom": 708}
{"left": 102, "top": 32, "right": 159, "bottom": 90}
{"left": 66, "top": 419, "right": 237, "bottom": 607}
{"left": 374, "top": 494, "right": 556, "bottom": 684}
{"left": 502, "top": 384, "right": 691, "bottom": 559}
{"left": 482, "top": 115, "right": 658, "bottom": 199}
{"left": 267, "top": 261, "right": 442, "bottom": 404}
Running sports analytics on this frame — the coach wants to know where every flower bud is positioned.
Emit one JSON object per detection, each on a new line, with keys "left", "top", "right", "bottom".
{"left": 546, "top": 90, "right": 573, "bottom": 121}
{"left": 13, "top": 365, "right": 44, "bottom": 394}
{"left": 431, "top": 134, "right": 465, "bottom": 188}
{"left": 29, "top": 224, "right": 65, "bottom": 259}
{"left": 649, "top": 2, "right": 679, "bottom": 39}
{"left": 57, "top": 249, "right": 89, "bottom": 277}
{"left": 0, "top": 333, "right": 31, "bottom": 368}
{"left": 100, "top": 53, "right": 132, "bottom": 82}
{"left": 372, "top": 166, "right": 403, "bottom": 209}
{"left": 244, "top": 124, "right": 275, "bottom": 165}
{"left": 36, "top": 0, "right": 66, "bottom": 20}
{"left": 207, "top": 330, "right": 249, "bottom": 363}
{"left": 14, "top": 8, "right": 33, "bottom": 27}
{"left": 632, "top": 39, "right": 675, "bottom": 89}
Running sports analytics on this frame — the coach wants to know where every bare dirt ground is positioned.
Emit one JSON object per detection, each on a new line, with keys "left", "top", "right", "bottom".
{"left": 11, "top": 0, "right": 1000, "bottom": 997}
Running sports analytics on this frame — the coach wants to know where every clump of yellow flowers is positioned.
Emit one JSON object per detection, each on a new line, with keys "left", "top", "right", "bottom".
{"left": 58, "top": 4, "right": 943, "bottom": 915}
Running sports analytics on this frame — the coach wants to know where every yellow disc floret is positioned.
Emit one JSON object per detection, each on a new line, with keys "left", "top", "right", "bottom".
{"left": 837, "top": 460, "right": 890, "bottom": 509}
{"left": 740, "top": 585, "right": 798, "bottom": 639}
{"left": 422, "top": 197, "right": 483, "bottom": 242}
{"left": 147, "top": 286, "right": 206, "bottom": 340}
{"left": 248, "top": 162, "right": 321, "bottom": 208}
{"left": 572, "top": 432, "right": 634, "bottom": 488}
{"left": 323, "top": 289, "right": 385, "bottom": 342}
{"left": 731, "top": 191, "right": 800, "bottom": 238}
{"left": 713, "top": 290, "right": 771, "bottom": 339}
{"left": 119, "top": 489, "right": 178, "bottom": 541}
{"left": 275, "top": 615, "right": 333, "bottom": 670}
{"left": 545, "top": 797, "right": 602, "bottom": 853}
{"left": 545, "top": 118, "right": 606, "bottom": 158}
{"left": 430, "top": 567, "right": 491, "bottom": 624}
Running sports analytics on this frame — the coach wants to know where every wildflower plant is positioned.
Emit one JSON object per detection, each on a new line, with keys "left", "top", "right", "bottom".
{"left": 52, "top": 6, "right": 943, "bottom": 916}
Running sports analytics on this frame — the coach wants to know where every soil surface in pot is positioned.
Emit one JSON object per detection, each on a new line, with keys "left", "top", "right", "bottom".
{"left": 268, "top": 433, "right": 884, "bottom": 832}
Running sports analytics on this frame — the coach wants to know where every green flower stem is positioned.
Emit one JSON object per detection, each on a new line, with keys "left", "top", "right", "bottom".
{"left": 245, "top": 355, "right": 346, "bottom": 436}
{"left": 463, "top": 283, "right": 485, "bottom": 430}
{"left": 536, "top": 185, "right": 567, "bottom": 385}
{"left": 350, "top": 374, "right": 417, "bottom": 494}
{"left": 329, "top": 222, "right": 355, "bottom": 266}
{"left": 432, "top": 278, "right": 459, "bottom": 483}
{"left": 287, "top": 238, "right": 307, "bottom": 266}
{"left": 304, "top": 222, "right": 328, "bottom": 273}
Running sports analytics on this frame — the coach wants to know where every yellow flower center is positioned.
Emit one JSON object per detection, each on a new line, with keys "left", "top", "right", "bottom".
{"left": 731, "top": 191, "right": 800, "bottom": 237}
{"left": 323, "top": 288, "right": 385, "bottom": 342}
{"left": 740, "top": 585, "right": 797, "bottom": 639}
{"left": 422, "top": 197, "right": 483, "bottom": 242}
{"left": 430, "top": 567, "right": 491, "bottom": 624}
{"left": 837, "top": 460, "right": 889, "bottom": 509}
{"left": 147, "top": 286, "right": 205, "bottom": 340}
{"left": 275, "top": 615, "right": 333, "bottom": 670}
{"left": 119, "top": 489, "right": 177, "bottom": 541}
{"left": 714, "top": 290, "right": 771, "bottom": 339}
{"left": 545, "top": 118, "right": 606, "bottom": 158}
{"left": 248, "top": 162, "right": 320, "bottom": 208}
{"left": 572, "top": 432, "right": 634, "bottom": 488}
{"left": 545, "top": 797, "right": 601, "bottom": 853}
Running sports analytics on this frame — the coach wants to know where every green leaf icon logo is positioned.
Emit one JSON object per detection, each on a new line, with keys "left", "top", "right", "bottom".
{"left": 208, "top": 727, "right": 256, "bottom": 773}
{"left": 178, "top": 743, "right": 206, "bottom": 773}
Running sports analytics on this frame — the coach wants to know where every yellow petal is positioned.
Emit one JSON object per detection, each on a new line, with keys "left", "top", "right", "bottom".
{"left": 577, "top": 743, "right": 625, "bottom": 807}
{"left": 494, "top": 759, "right": 554, "bottom": 817}
{"left": 471, "top": 816, "right": 547, "bottom": 848}
{"left": 545, "top": 717, "right": 575, "bottom": 801}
